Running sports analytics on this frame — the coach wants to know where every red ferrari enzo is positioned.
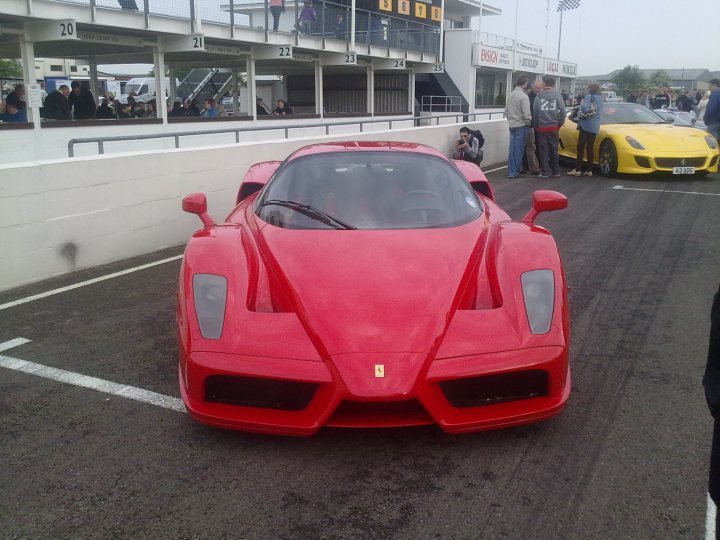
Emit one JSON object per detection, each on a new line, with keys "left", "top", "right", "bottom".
{"left": 177, "top": 141, "right": 570, "bottom": 435}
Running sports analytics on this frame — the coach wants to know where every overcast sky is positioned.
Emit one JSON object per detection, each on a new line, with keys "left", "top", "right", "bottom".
{"left": 481, "top": 0, "right": 719, "bottom": 76}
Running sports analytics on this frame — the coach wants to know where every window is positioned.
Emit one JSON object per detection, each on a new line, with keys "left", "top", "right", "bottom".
{"left": 475, "top": 73, "right": 496, "bottom": 107}
{"left": 50, "top": 65, "right": 63, "bottom": 72}
{"left": 70, "top": 66, "right": 78, "bottom": 73}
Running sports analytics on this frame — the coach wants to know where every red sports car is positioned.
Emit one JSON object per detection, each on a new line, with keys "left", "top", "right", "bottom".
{"left": 177, "top": 141, "right": 570, "bottom": 436}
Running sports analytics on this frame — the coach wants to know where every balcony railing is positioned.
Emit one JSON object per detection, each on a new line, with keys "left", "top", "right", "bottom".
{"left": 39, "top": 0, "right": 440, "bottom": 57}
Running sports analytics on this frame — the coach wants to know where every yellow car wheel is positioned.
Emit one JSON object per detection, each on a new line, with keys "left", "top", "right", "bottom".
{"left": 599, "top": 140, "right": 618, "bottom": 177}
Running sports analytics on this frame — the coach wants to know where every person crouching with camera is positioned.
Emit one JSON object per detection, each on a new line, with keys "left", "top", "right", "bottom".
{"left": 453, "top": 127, "right": 482, "bottom": 165}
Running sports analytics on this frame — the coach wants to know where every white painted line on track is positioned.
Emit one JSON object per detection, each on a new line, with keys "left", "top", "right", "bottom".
{"left": 613, "top": 185, "right": 720, "bottom": 197}
{"left": 484, "top": 165, "right": 508, "bottom": 173}
{"left": 707, "top": 493, "right": 716, "bottom": 540}
{"left": 0, "top": 338, "right": 186, "bottom": 413}
{"left": 0, "top": 254, "right": 183, "bottom": 312}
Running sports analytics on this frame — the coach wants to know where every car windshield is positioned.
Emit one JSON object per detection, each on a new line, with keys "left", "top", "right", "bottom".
{"left": 598, "top": 103, "right": 665, "bottom": 125}
{"left": 654, "top": 110, "right": 693, "bottom": 127}
{"left": 255, "top": 151, "right": 482, "bottom": 230}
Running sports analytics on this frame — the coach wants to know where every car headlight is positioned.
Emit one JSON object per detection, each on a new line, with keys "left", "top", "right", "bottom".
{"left": 521, "top": 270, "right": 555, "bottom": 335}
{"left": 192, "top": 274, "right": 227, "bottom": 339}
{"left": 625, "top": 136, "right": 645, "bottom": 150}
{"left": 705, "top": 135, "right": 718, "bottom": 150}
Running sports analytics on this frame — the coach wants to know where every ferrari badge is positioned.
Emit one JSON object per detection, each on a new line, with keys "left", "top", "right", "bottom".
{"left": 374, "top": 364, "right": 385, "bottom": 378}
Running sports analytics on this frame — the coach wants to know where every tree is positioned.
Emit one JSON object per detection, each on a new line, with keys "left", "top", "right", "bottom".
{"left": 611, "top": 65, "right": 644, "bottom": 91}
{"left": 0, "top": 59, "right": 22, "bottom": 78}
{"left": 648, "top": 69, "right": 672, "bottom": 89}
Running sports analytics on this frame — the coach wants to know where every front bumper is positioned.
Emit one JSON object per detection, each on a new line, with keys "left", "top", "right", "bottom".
{"left": 617, "top": 149, "right": 719, "bottom": 175}
{"left": 179, "top": 346, "right": 570, "bottom": 436}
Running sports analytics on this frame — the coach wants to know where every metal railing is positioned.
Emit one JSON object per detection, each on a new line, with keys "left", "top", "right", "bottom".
{"left": 421, "top": 95, "right": 462, "bottom": 113}
{"left": 67, "top": 111, "right": 506, "bottom": 157}
{"left": 42, "top": 0, "right": 441, "bottom": 56}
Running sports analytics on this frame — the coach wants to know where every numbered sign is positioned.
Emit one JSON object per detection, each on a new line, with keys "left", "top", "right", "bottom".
{"left": 253, "top": 45, "right": 295, "bottom": 60}
{"left": 378, "top": 0, "right": 392, "bottom": 11}
{"left": 321, "top": 52, "right": 358, "bottom": 66}
{"left": 375, "top": 58, "right": 407, "bottom": 70}
{"left": 398, "top": 0, "right": 410, "bottom": 14}
{"left": 414, "top": 2, "right": 427, "bottom": 19}
{"left": 161, "top": 34, "right": 205, "bottom": 52}
{"left": 431, "top": 6, "right": 441, "bottom": 21}
{"left": 28, "top": 20, "right": 79, "bottom": 42}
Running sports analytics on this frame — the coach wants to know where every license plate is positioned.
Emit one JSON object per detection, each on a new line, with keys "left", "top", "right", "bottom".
{"left": 672, "top": 166, "right": 695, "bottom": 174}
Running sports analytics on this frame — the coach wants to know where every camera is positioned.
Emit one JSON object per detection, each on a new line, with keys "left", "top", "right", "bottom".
{"left": 456, "top": 138, "right": 464, "bottom": 145}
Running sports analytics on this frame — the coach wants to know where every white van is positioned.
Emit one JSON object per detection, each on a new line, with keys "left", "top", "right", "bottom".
{"left": 120, "top": 77, "right": 177, "bottom": 103}
{"left": 601, "top": 91, "right": 624, "bottom": 103}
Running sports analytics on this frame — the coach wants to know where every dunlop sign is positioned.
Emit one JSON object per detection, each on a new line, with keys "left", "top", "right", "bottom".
{"left": 514, "top": 52, "right": 542, "bottom": 74}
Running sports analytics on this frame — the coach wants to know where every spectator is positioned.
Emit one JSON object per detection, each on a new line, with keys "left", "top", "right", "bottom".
{"left": 256, "top": 97, "right": 270, "bottom": 115}
{"left": 39, "top": 82, "right": 47, "bottom": 105}
{"left": 452, "top": 126, "right": 483, "bottom": 166}
{"left": 0, "top": 101, "right": 27, "bottom": 123}
{"left": 575, "top": 93, "right": 583, "bottom": 106}
{"left": 704, "top": 79, "right": 720, "bottom": 142}
{"left": 299, "top": 0, "right": 317, "bottom": 34}
{"left": 6, "top": 84, "right": 26, "bottom": 110}
{"left": 560, "top": 89, "right": 569, "bottom": 106}
{"left": 68, "top": 81, "right": 96, "bottom": 119}
{"left": 202, "top": 99, "right": 218, "bottom": 117}
{"left": 567, "top": 82, "right": 603, "bottom": 177}
{"left": 43, "top": 84, "right": 71, "bottom": 120}
{"left": 703, "top": 285, "right": 720, "bottom": 539}
{"left": 132, "top": 103, "right": 146, "bottom": 118}
{"left": 638, "top": 90, "right": 651, "bottom": 108}
{"left": 269, "top": 0, "right": 284, "bottom": 31}
{"left": 168, "top": 101, "right": 185, "bottom": 117}
{"left": 214, "top": 99, "right": 226, "bottom": 117}
{"left": 273, "top": 99, "right": 294, "bottom": 114}
{"left": 652, "top": 88, "right": 671, "bottom": 110}
{"left": 696, "top": 89, "right": 703, "bottom": 104}
{"left": 185, "top": 98, "right": 201, "bottom": 116}
{"left": 675, "top": 90, "right": 694, "bottom": 112}
{"left": 522, "top": 79, "right": 542, "bottom": 175}
{"left": 146, "top": 100, "right": 156, "bottom": 117}
{"left": 95, "top": 98, "right": 115, "bottom": 119}
{"left": 697, "top": 90, "right": 711, "bottom": 124}
{"left": 335, "top": 14, "right": 346, "bottom": 40}
{"left": 117, "top": 103, "right": 132, "bottom": 119}
{"left": 118, "top": 0, "right": 139, "bottom": 9}
{"left": 532, "top": 75, "right": 566, "bottom": 179}
{"left": 626, "top": 91, "right": 637, "bottom": 103}
{"left": 504, "top": 75, "right": 531, "bottom": 178}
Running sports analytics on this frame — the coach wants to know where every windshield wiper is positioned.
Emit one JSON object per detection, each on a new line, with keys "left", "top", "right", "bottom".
{"left": 259, "top": 199, "right": 357, "bottom": 230}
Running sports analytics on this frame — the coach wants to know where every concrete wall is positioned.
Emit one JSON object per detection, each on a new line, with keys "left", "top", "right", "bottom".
{"left": 0, "top": 115, "right": 417, "bottom": 164}
{"left": 0, "top": 118, "right": 509, "bottom": 292}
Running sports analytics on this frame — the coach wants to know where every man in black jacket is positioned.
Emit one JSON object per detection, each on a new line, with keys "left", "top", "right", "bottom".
{"left": 43, "top": 85, "right": 71, "bottom": 120}
{"left": 68, "top": 81, "right": 96, "bottom": 120}
{"left": 704, "top": 285, "right": 720, "bottom": 538}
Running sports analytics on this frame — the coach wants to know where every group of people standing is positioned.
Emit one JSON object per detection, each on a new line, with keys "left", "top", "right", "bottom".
{"left": 505, "top": 74, "right": 592, "bottom": 179}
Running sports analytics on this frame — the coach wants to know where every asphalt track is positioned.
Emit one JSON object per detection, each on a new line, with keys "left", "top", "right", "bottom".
{"left": 1, "top": 163, "right": 719, "bottom": 539}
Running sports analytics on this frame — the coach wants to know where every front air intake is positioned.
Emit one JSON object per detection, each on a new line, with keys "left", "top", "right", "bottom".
{"left": 439, "top": 370, "right": 548, "bottom": 408}
{"left": 205, "top": 375, "right": 317, "bottom": 411}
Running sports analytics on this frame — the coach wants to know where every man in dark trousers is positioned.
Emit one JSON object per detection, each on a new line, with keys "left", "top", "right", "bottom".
{"left": 704, "top": 285, "right": 720, "bottom": 538}
{"left": 68, "top": 81, "right": 96, "bottom": 120}
{"left": 43, "top": 84, "right": 71, "bottom": 120}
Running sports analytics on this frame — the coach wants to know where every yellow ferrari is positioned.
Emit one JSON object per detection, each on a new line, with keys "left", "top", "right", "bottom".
{"left": 558, "top": 103, "right": 719, "bottom": 176}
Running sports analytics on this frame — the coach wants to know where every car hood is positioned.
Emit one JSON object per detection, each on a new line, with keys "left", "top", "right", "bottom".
{"left": 602, "top": 123, "right": 709, "bottom": 152}
{"left": 256, "top": 221, "right": 486, "bottom": 358}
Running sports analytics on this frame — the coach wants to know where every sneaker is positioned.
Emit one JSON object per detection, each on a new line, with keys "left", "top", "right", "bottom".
{"left": 583, "top": 171, "right": 593, "bottom": 177}
{"left": 507, "top": 174, "right": 526, "bottom": 178}
{"left": 538, "top": 174, "right": 549, "bottom": 179}
{"left": 567, "top": 169, "right": 581, "bottom": 176}
{"left": 553, "top": 173, "right": 562, "bottom": 177}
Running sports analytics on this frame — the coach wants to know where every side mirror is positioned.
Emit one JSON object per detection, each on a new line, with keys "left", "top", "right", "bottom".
{"left": 182, "top": 193, "right": 215, "bottom": 227}
{"left": 522, "top": 190, "right": 568, "bottom": 225}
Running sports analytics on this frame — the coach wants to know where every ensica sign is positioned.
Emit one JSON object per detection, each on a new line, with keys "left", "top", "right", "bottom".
{"left": 474, "top": 44, "right": 511, "bottom": 68}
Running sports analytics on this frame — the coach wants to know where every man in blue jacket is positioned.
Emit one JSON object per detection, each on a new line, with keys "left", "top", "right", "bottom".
{"left": 704, "top": 79, "right": 720, "bottom": 142}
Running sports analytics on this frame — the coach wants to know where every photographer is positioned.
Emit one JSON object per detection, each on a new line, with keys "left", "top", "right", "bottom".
{"left": 453, "top": 127, "right": 483, "bottom": 165}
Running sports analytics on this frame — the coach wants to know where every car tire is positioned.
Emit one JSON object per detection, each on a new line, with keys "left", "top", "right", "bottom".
{"left": 599, "top": 140, "right": 618, "bottom": 177}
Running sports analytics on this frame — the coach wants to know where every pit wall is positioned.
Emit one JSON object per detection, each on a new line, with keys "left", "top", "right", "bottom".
{"left": 0, "top": 118, "right": 509, "bottom": 292}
